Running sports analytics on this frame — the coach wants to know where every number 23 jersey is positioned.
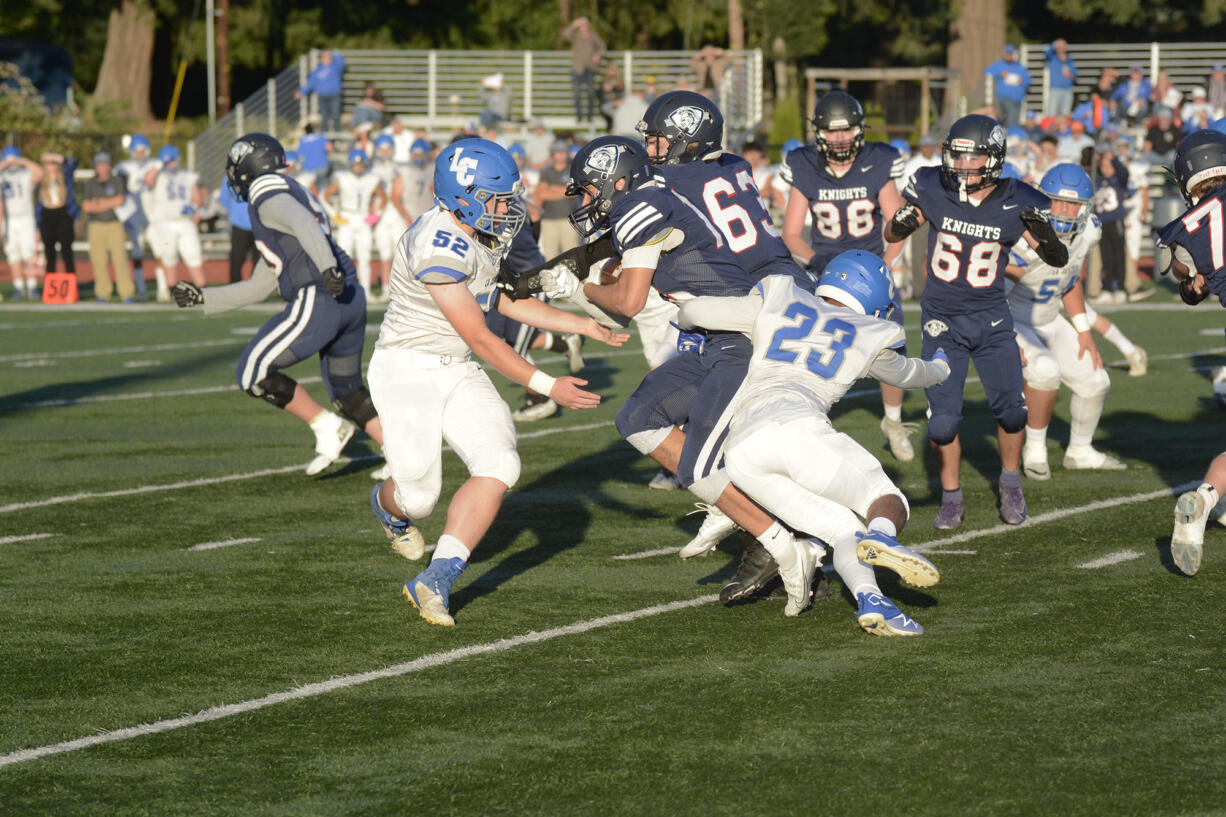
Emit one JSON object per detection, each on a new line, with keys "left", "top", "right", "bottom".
{"left": 904, "top": 166, "right": 1049, "bottom": 315}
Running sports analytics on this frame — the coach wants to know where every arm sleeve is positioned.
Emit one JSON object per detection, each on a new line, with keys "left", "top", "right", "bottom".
{"left": 676, "top": 294, "right": 762, "bottom": 333}
{"left": 202, "top": 260, "right": 280, "bottom": 315}
{"left": 868, "top": 349, "right": 949, "bottom": 389}
{"left": 255, "top": 194, "right": 336, "bottom": 272}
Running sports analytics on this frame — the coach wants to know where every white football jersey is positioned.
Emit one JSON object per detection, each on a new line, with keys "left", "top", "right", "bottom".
{"left": 149, "top": 168, "right": 199, "bottom": 222}
{"left": 730, "top": 275, "right": 906, "bottom": 434}
{"left": 333, "top": 170, "right": 383, "bottom": 217}
{"left": 376, "top": 207, "right": 503, "bottom": 357}
{"left": 1007, "top": 216, "right": 1100, "bottom": 328}
{"left": 400, "top": 164, "right": 435, "bottom": 218}
{"left": 116, "top": 157, "right": 158, "bottom": 195}
{"left": 0, "top": 166, "right": 37, "bottom": 220}
{"left": 372, "top": 160, "right": 400, "bottom": 191}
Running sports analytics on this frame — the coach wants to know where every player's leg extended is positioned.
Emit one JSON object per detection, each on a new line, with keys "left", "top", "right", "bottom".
{"left": 921, "top": 312, "right": 971, "bottom": 529}
{"left": 354, "top": 222, "right": 374, "bottom": 298}
{"left": 1085, "top": 304, "right": 1146, "bottom": 376}
{"left": 1173, "top": 451, "right": 1226, "bottom": 576}
{"left": 974, "top": 311, "right": 1029, "bottom": 525}
{"left": 1046, "top": 316, "right": 1122, "bottom": 471}
{"left": 1017, "top": 323, "right": 1059, "bottom": 480}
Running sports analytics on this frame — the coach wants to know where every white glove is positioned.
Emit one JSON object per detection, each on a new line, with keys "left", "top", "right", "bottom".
{"left": 540, "top": 264, "right": 581, "bottom": 300}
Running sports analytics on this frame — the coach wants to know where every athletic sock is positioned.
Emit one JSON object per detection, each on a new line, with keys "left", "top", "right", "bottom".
{"left": 999, "top": 468, "right": 1022, "bottom": 489}
{"left": 755, "top": 521, "right": 795, "bottom": 568}
{"left": 433, "top": 534, "right": 471, "bottom": 565}
{"left": 1025, "top": 425, "right": 1048, "bottom": 449}
{"left": 1102, "top": 324, "right": 1136, "bottom": 356}
{"left": 866, "top": 517, "right": 898, "bottom": 539}
{"left": 831, "top": 532, "right": 879, "bottom": 599}
{"left": 883, "top": 402, "right": 902, "bottom": 422}
{"left": 942, "top": 488, "right": 963, "bottom": 506}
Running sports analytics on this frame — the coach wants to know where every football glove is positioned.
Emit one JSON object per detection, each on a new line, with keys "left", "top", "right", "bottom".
{"left": 1020, "top": 207, "right": 1069, "bottom": 268}
{"left": 1180, "top": 277, "right": 1209, "bottom": 305}
{"left": 540, "top": 265, "right": 581, "bottom": 300}
{"left": 171, "top": 281, "right": 204, "bottom": 308}
{"left": 322, "top": 266, "right": 346, "bottom": 298}
{"left": 931, "top": 346, "right": 949, "bottom": 367}
{"left": 671, "top": 323, "right": 706, "bottom": 355}
{"left": 890, "top": 203, "right": 921, "bottom": 239}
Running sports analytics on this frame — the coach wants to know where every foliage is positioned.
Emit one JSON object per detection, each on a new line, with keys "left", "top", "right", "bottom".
{"left": 0, "top": 62, "right": 131, "bottom": 158}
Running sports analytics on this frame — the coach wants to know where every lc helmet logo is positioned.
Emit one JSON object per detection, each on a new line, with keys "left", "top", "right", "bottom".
{"left": 663, "top": 106, "right": 706, "bottom": 137}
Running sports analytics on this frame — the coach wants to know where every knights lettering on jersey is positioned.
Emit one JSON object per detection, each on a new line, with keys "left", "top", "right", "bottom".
{"left": 904, "top": 165, "right": 1050, "bottom": 314}
{"left": 249, "top": 173, "right": 356, "bottom": 302}
{"left": 781, "top": 141, "right": 904, "bottom": 257}
{"left": 1158, "top": 185, "right": 1226, "bottom": 305}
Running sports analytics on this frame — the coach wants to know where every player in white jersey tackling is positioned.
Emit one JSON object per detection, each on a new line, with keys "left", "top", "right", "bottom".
{"left": 368, "top": 138, "right": 627, "bottom": 627}
{"left": 677, "top": 250, "right": 950, "bottom": 634}
{"left": 322, "top": 148, "right": 387, "bottom": 300}
{"left": 1006, "top": 164, "right": 1126, "bottom": 479}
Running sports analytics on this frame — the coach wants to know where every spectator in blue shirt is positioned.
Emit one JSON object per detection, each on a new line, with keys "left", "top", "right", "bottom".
{"left": 217, "top": 181, "right": 256, "bottom": 283}
{"left": 297, "top": 124, "right": 332, "bottom": 174}
{"left": 1045, "top": 38, "right": 1078, "bottom": 116}
{"left": 984, "top": 44, "right": 1031, "bottom": 127}
{"left": 296, "top": 49, "right": 347, "bottom": 132}
{"left": 1112, "top": 64, "right": 1152, "bottom": 125}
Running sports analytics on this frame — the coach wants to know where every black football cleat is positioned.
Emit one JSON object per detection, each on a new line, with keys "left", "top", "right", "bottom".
{"left": 720, "top": 538, "right": 782, "bottom": 604}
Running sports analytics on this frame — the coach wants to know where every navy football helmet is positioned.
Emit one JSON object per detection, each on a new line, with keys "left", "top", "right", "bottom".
{"left": 816, "top": 249, "right": 896, "bottom": 319}
{"left": 225, "top": 133, "right": 287, "bottom": 201}
{"left": 942, "top": 114, "right": 1006, "bottom": 197}
{"left": 566, "top": 136, "right": 653, "bottom": 238}
{"left": 1173, "top": 129, "right": 1226, "bottom": 205}
{"left": 812, "top": 91, "right": 865, "bottom": 163}
{"left": 636, "top": 90, "right": 724, "bottom": 165}
{"left": 1038, "top": 163, "right": 1093, "bottom": 239}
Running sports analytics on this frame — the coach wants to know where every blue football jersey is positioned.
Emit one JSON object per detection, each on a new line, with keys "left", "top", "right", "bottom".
{"left": 1158, "top": 185, "right": 1226, "bottom": 305}
{"left": 249, "top": 173, "right": 357, "bottom": 302}
{"left": 904, "top": 166, "right": 1050, "bottom": 314}
{"left": 1092, "top": 158, "right": 1130, "bottom": 224}
{"left": 608, "top": 183, "right": 758, "bottom": 299}
{"left": 781, "top": 141, "right": 904, "bottom": 256}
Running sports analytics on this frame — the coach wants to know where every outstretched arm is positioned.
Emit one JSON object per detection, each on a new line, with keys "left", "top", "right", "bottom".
{"left": 676, "top": 294, "right": 762, "bottom": 334}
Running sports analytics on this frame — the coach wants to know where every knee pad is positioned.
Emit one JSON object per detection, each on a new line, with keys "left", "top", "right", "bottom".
{"left": 927, "top": 413, "right": 961, "bottom": 446}
{"left": 245, "top": 371, "right": 297, "bottom": 408}
{"left": 1023, "top": 354, "right": 1061, "bottom": 391}
{"left": 996, "top": 405, "right": 1029, "bottom": 434}
{"left": 1071, "top": 368, "right": 1110, "bottom": 399}
{"left": 332, "top": 386, "right": 378, "bottom": 427}
{"left": 394, "top": 481, "right": 440, "bottom": 521}
{"left": 472, "top": 449, "right": 521, "bottom": 491}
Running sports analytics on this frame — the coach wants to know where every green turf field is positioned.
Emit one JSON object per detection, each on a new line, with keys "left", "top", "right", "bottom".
{"left": 1, "top": 299, "right": 1225, "bottom": 816}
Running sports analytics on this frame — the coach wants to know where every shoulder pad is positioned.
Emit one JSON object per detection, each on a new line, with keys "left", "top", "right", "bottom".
{"left": 249, "top": 174, "right": 290, "bottom": 205}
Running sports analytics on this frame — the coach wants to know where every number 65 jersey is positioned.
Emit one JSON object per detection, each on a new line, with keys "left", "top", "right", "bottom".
{"left": 904, "top": 165, "right": 1049, "bottom": 315}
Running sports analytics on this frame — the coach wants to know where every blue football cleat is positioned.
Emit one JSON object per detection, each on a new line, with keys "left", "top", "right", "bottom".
{"left": 856, "top": 592, "right": 923, "bottom": 636}
{"left": 403, "top": 557, "right": 467, "bottom": 627}
{"left": 933, "top": 499, "right": 965, "bottom": 531}
{"left": 855, "top": 529, "right": 940, "bottom": 587}
{"left": 999, "top": 482, "right": 1027, "bottom": 525}
{"left": 371, "top": 483, "right": 426, "bottom": 560}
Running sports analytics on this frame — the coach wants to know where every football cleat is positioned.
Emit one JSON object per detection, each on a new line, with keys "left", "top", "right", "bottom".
{"left": 1172, "top": 487, "right": 1214, "bottom": 576}
{"left": 563, "top": 333, "right": 585, "bottom": 373}
{"left": 403, "top": 557, "right": 467, "bottom": 626}
{"left": 855, "top": 530, "right": 940, "bottom": 588}
{"left": 511, "top": 392, "right": 558, "bottom": 422}
{"left": 881, "top": 417, "right": 918, "bottom": 462}
{"left": 371, "top": 483, "right": 426, "bottom": 560}
{"left": 1023, "top": 445, "right": 1051, "bottom": 480}
{"left": 999, "top": 482, "right": 1027, "bottom": 525}
{"left": 678, "top": 503, "right": 738, "bottom": 559}
{"left": 1126, "top": 347, "right": 1148, "bottom": 377}
{"left": 306, "top": 411, "right": 357, "bottom": 475}
{"left": 1062, "top": 448, "right": 1127, "bottom": 471}
{"left": 933, "top": 499, "right": 965, "bottom": 531}
{"left": 856, "top": 592, "right": 923, "bottom": 636}
{"left": 778, "top": 538, "right": 825, "bottom": 617}
{"left": 648, "top": 469, "right": 681, "bottom": 490}
{"left": 720, "top": 538, "right": 782, "bottom": 604}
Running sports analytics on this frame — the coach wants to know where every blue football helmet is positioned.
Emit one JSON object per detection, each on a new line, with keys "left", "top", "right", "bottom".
{"left": 129, "top": 134, "right": 151, "bottom": 154}
{"left": 348, "top": 148, "right": 369, "bottom": 172}
{"left": 1, "top": 146, "right": 19, "bottom": 161}
{"left": 433, "top": 138, "right": 525, "bottom": 245}
{"left": 374, "top": 134, "right": 394, "bottom": 155}
{"left": 508, "top": 142, "right": 526, "bottom": 160}
{"left": 158, "top": 144, "right": 180, "bottom": 164}
{"left": 1038, "top": 163, "right": 1093, "bottom": 239}
{"left": 889, "top": 138, "right": 911, "bottom": 157}
{"left": 782, "top": 138, "right": 804, "bottom": 158}
{"left": 410, "top": 138, "right": 431, "bottom": 166}
{"left": 816, "top": 249, "right": 896, "bottom": 319}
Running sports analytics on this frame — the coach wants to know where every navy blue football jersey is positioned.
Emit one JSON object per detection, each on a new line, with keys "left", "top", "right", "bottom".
{"left": 904, "top": 166, "right": 1049, "bottom": 314}
{"left": 248, "top": 173, "right": 356, "bottom": 302}
{"left": 608, "top": 183, "right": 758, "bottom": 299}
{"left": 781, "top": 141, "right": 904, "bottom": 256}
{"left": 1158, "top": 185, "right": 1226, "bottom": 305}
{"left": 1092, "top": 158, "right": 1130, "bottom": 224}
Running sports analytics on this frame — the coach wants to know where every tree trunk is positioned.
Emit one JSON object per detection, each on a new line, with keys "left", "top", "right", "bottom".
{"left": 93, "top": 0, "right": 155, "bottom": 121}
{"left": 947, "top": 0, "right": 1005, "bottom": 113}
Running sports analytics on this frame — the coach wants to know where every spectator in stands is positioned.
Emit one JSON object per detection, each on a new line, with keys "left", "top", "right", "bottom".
{"left": 1058, "top": 118, "right": 1093, "bottom": 159}
{"left": 1045, "top": 39, "right": 1078, "bottom": 116}
{"left": 644, "top": 75, "right": 659, "bottom": 104}
{"left": 1208, "top": 64, "right": 1226, "bottom": 120}
{"left": 1112, "top": 64, "right": 1151, "bottom": 125}
{"left": 351, "top": 121, "right": 376, "bottom": 157}
{"left": 1021, "top": 108, "right": 1045, "bottom": 140}
{"left": 384, "top": 116, "right": 413, "bottom": 163}
{"left": 217, "top": 181, "right": 256, "bottom": 283}
{"left": 81, "top": 151, "right": 135, "bottom": 303}
{"left": 479, "top": 73, "right": 512, "bottom": 129}
{"left": 534, "top": 139, "right": 577, "bottom": 259}
{"left": 350, "top": 81, "right": 385, "bottom": 130}
{"left": 520, "top": 117, "right": 555, "bottom": 169}
{"left": 1151, "top": 70, "right": 1183, "bottom": 118}
{"left": 1182, "top": 87, "right": 1215, "bottom": 132}
{"left": 1032, "top": 133, "right": 1061, "bottom": 178}
{"left": 296, "top": 49, "right": 347, "bottom": 133}
{"left": 1086, "top": 67, "right": 1120, "bottom": 131}
{"left": 298, "top": 123, "right": 332, "bottom": 174}
{"left": 563, "top": 17, "right": 605, "bottom": 124}
{"left": 598, "top": 60, "right": 624, "bottom": 131}
{"left": 984, "top": 44, "right": 1031, "bottom": 127}
{"left": 1144, "top": 105, "right": 1182, "bottom": 162}
{"left": 37, "top": 152, "right": 77, "bottom": 276}
{"left": 690, "top": 44, "right": 729, "bottom": 101}
{"left": 610, "top": 86, "right": 650, "bottom": 138}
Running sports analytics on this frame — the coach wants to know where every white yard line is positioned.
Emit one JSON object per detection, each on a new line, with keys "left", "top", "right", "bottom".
{"left": 0, "top": 339, "right": 240, "bottom": 363}
{"left": 1076, "top": 550, "right": 1145, "bottom": 569}
{"left": 18, "top": 376, "right": 325, "bottom": 409}
{"left": 186, "top": 538, "right": 262, "bottom": 552}
{"left": 0, "top": 533, "right": 55, "bottom": 545}
{"left": 0, "top": 593, "right": 718, "bottom": 769}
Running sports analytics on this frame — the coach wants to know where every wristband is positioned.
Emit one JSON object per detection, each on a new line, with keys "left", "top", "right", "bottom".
{"left": 528, "top": 369, "right": 557, "bottom": 397}
{"left": 1071, "top": 313, "right": 1091, "bottom": 333}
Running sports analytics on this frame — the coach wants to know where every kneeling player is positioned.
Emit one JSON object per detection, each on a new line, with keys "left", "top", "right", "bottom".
{"left": 173, "top": 133, "right": 385, "bottom": 477}
{"left": 1006, "top": 164, "right": 1126, "bottom": 478}
{"left": 677, "top": 251, "right": 950, "bottom": 634}
{"left": 369, "top": 138, "right": 627, "bottom": 627}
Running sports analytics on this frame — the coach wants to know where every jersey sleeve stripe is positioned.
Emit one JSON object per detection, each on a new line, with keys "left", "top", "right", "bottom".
{"left": 414, "top": 265, "right": 468, "bottom": 282}
{"left": 249, "top": 175, "right": 289, "bottom": 203}
{"left": 890, "top": 158, "right": 905, "bottom": 179}
{"left": 614, "top": 203, "right": 661, "bottom": 244}
{"left": 620, "top": 212, "right": 665, "bottom": 246}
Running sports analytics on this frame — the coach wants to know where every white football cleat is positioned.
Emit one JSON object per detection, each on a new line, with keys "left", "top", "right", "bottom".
{"left": 306, "top": 411, "right": 357, "bottom": 476}
{"left": 779, "top": 537, "right": 824, "bottom": 617}
{"left": 1062, "top": 447, "right": 1127, "bottom": 471}
{"left": 881, "top": 417, "right": 917, "bottom": 462}
{"left": 563, "top": 333, "right": 585, "bottom": 373}
{"left": 369, "top": 462, "right": 391, "bottom": 481}
{"left": 1023, "top": 444, "right": 1051, "bottom": 480}
{"left": 512, "top": 393, "right": 558, "bottom": 422}
{"left": 678, "top": 504, "right": 738, "bottom": 559}
{"left": 648, "top": 469, "right": 681, "bottom": 490}
{"left": 1125, "top": 347, "right": 1147, "bottom": 377}
{"left": 1172, "top": 487, "right": 1215, "bottom": 576}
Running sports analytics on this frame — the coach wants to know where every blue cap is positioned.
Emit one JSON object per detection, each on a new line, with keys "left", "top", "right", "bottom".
{"left": 0, "top": 146, "right": 19, "bottom": 161}
{"left": 508, "top": 142, "right": 526, "bottom": 158}
{"left": 410, "top": 138, "right": 431, "bottom": 154}
{"left": 129, "top": 134, "right": 151, "bottom": 153}
{"left": 374, "top": 134, "right": 394, "bottom": 151}
{"left": 1004, "top": 44, "right": 1017, "bottom": 55}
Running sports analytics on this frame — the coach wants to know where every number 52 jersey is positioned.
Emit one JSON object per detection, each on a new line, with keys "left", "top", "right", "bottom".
{"left": 904, "top": 165, "right": 1049, "bottom": 315}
